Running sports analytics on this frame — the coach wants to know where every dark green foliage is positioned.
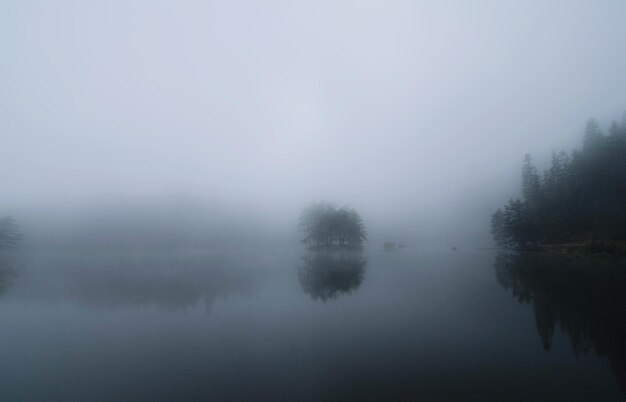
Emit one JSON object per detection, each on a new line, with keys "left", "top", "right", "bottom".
{"left": 522, "top": 154, "right": 541, "bottom": 204}
{"left": 490, "top": 208, "right": 507, "bottom": 247}
{"left": 491, "top": 113, "right": 626, "bottom": 247}
{"left": 0, "top": 217, "right": 21, "bottom": 250}
{"left": 298, "top": 202, "right": 367, "bottom": 248}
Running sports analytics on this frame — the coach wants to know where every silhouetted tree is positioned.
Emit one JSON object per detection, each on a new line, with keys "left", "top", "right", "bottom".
{"left": 490, "top": 208, "right": 507, "bottom": 247}
{"left": 298, "top": 202, "right": 366, "bottom": 249}
{"left": 583, "top": 118, "right": 604, "bottom": 153}
{"left": 522, "top": 154, "right": 541, "bottom": 204}
{"left": 491, "top": 112, "right": 626, "bottom": 247}
{"left": 503, "top": 198, "right": 530, "bottom": 247}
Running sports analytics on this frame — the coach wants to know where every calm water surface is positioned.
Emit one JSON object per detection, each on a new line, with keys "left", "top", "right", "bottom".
{"left": 0, "top": 247, "right": 624, "bottom": 401}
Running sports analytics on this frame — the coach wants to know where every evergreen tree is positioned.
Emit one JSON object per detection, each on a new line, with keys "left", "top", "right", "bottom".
{"left": 491, "top": 111, "right": 626, "bottom": 248}
{"left": 503, "top": 199, "right": 529, "bottom": 247}
{"left": 298, "top": 203, "right": 366, "bottom": 248}
{"left": 490, "top": 209, "right": 507, "bottom": 247}
{"left": 522, "top": 154, "right": 541, "bottom": 204}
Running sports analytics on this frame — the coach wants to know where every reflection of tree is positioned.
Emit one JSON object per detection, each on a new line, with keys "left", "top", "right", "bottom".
{"left": 298, "top": 251, "right": 366, "bottom": 302}
{"left": 0, "top": 254, "right": 16, "bottom": 296}
{"left": 0, "top": 217, "right": 21, "bottom": 250}
{"left": 66, "top": 254, "right": 262, "bottom": 313}
{"left": 494, "top": 252, "right": 626, "bottom": 390}
{"left": 0, "top": 217, "right": 21, "bottom": 296}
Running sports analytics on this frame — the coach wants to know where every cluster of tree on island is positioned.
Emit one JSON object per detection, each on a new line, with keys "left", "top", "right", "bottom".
{"left": 298, "top": 202, "right": 367, "bottom": 249}
{"left": 491, "top": 113, "right": 626, "bottom": 249}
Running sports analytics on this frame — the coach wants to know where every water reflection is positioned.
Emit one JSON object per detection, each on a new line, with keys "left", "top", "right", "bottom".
{"left": 298, "top": 251, "right": 366, "bottom": 302}
{"left": 13, "top": 252, "right": 263, "bottom": 314}
{"left": 494, "top": 252, "right": 626, "bottom": 391}
{"left": 0, "top": 253, "right": 17, "bottom": 296}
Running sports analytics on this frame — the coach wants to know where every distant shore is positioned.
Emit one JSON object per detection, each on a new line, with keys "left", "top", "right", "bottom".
{"left": 509, "top": 240, "right": 626, "bottom": 257}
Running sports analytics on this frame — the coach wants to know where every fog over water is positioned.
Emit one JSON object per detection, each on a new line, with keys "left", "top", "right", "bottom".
{"left": 3, "top": 3, "right": 626, "bottom": 401}
{"left": 2, "top": 1, "right": 626, "bottom": 245}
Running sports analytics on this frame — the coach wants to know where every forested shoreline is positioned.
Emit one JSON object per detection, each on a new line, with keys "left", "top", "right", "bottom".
{"left": 491, "top": 113, "right": 626, "bottom": 254}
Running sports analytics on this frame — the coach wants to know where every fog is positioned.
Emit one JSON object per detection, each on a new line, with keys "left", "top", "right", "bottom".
{"left": 2, "top": 0, "right": 626, "bottom": 246}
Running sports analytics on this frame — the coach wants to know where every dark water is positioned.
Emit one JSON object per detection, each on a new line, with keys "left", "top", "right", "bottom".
{"left": 0, "top": 247, "right": 624, "bottom": 401}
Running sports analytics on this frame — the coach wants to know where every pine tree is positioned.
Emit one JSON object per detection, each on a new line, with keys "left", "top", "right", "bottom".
{"left": 491, "top": 111, "right": 626, "bottom": 247}
{"left": 583, "top": 118, "right": 604, "bottom": 153}
{"left": 490, "top": 208, "right": 507, "bottom": 247}
{"left": 522, "top": 154, "right": 541, "bottom": 204}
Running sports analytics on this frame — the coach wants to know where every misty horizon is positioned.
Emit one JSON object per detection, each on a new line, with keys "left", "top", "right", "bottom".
{"left": 3, "top": 1, "right": 626, "bottom": 248}
{"left": 2, "top": 2, "right": 626, "bottom": 401}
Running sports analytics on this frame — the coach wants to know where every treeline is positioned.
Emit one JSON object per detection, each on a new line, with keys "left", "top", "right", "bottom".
{"left": 298, "top": 202, "right": 367, "bottom": 248}
{"left": 491, "top": 113, "right": 626, "bottom": 248}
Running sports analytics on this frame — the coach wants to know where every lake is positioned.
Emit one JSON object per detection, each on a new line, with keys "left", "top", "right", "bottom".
{"left": 0, "top": 247, "right": 624, "bottom": 401}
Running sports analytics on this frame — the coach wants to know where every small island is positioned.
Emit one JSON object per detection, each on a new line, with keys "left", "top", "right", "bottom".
{"left": 298, "top": 202, "right": 367, "bottom": 249}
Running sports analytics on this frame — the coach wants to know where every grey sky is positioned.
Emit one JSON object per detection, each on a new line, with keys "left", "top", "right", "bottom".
{"left": 1, "top": 0, "right": 625, "bottom": 241}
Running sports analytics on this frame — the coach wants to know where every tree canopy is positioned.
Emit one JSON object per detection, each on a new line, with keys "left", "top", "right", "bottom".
{"left": 298, "top": 202, "right": 367, "bottom": 249}
{"left": 491, "top": 113, "right": 626, "bottom": 248}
